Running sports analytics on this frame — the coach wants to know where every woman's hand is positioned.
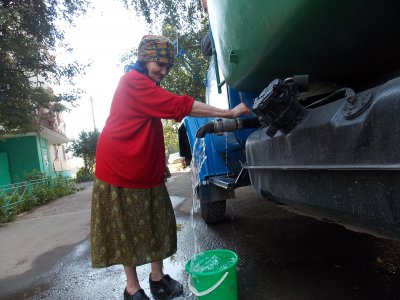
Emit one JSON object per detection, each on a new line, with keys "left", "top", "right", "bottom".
{"left": 190, "top": 101, "right": 251, "bottom": 118}
{"left": 231, "top": 103, "right": 251, "bottom": 118}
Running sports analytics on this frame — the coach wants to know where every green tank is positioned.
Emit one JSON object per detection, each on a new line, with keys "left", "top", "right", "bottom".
{"left": 207, "top": 0, "right": 400, "bottom": 92}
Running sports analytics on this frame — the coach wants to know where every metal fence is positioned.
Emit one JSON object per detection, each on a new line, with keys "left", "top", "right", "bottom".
{"left": 0, "top": 177, "right": 72, "bottom": 215}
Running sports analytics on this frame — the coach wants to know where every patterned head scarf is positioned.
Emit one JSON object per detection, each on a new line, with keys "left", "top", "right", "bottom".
{"left": 137, "top": 35, "right": 175, "bottom": 67}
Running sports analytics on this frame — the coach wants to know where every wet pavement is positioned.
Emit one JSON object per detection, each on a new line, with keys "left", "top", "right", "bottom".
{"left": 1, "top": 171, "right": 400, "bottom": 299}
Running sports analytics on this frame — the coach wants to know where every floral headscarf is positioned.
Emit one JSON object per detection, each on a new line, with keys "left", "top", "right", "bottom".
{"left": 137, "top": 35, "right": 175, "bottom": 67}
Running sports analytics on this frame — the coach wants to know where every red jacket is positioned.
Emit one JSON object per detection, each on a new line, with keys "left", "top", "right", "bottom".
{"left": 95, "top": 70, "right": 194, "bottom": 188}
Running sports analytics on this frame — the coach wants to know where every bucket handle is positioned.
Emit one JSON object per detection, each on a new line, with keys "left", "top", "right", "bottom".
{"left": 188, "top": 272, "right": 229, "bottom": 297}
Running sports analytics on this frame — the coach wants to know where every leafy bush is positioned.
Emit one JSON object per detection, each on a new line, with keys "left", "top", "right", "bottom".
{"left": 52, "top": 176, "right": 75, "bottom": 197}
{"left": 75, "top": 167, "right": 94, "bottom": 183}
{"left": 31, "top": 181, "right": 55, "bottom": 203}
{"left": 0, "top": 195, "right": 18, "bottom": 223}
{"left": 0, "top": 176, "right": 77, "bottom": 223}
{"left": 24, "top": 169, "right": 46, "bottom": 181}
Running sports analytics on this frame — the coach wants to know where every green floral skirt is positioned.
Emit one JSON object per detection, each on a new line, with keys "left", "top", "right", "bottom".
{"left": 90, "top": 178, "right": 177, "bottom": 268}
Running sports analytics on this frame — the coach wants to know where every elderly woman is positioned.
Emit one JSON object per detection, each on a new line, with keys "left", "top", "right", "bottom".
{"left": 91, "top": 35, "right": 250, "bottom": 300}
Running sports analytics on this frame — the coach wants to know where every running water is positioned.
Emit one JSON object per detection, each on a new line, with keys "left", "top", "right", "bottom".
{"left": 225, "top": 133, "right": 237, "bottom": 230}
{"left": 190, "top": 137, "right": 207, "bottom": 254}
{"left": 225, "top": 132, "right": 229, "bottom": 177}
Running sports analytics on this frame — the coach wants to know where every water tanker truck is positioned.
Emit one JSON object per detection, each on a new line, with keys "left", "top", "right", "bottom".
{"left": 179, "top": 0, "right": 400, "bottom": 240}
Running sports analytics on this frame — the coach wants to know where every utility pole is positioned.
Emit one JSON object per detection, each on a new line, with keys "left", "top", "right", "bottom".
{"left": 90, "top": 96, "right": 96, "bottom": 131}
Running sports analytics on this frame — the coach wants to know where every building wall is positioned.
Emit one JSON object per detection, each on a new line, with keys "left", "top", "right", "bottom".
{"left": 49, "top": 144, "right": 71, "bottom": 177}
{"left": 0, "top": 152, "right": 11, "bottom": 186}
{"left": 37, "top": 136, "right": 52, "bottom": 177}
{"left": 0, "top": 136, "right": 40, "bottom": 182}
{"left": 0, "top": 135, "right": 52, "bottom": 182}
{"left": 0, "top": 134, "right": 72, "bottom": 183}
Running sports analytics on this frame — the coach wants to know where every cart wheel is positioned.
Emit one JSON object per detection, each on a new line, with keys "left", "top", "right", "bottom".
{"left": 201, "top": 200, "right": 226, "bottom": 223}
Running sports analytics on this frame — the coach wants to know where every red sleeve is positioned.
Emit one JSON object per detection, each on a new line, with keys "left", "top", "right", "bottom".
{"left": 121, "top": 71, "right": 195, "bottom": 122}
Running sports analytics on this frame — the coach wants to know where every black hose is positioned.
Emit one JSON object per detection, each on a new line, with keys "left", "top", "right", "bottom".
{"left": 196, "top": 122, "right": 216, "bottom": 138}
{"left": 196, "top": 118, "right": 261, "bottom": 138}
{"left": 305, "top": 88, "right": 355, "bottom": 109}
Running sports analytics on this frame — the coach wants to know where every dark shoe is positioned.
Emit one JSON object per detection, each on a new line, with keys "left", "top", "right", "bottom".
{"left": 124, "top": 288, "right": 150, "bottom": 300}
{"left": 149, "top": 274, "right": 183, "bottom": 299}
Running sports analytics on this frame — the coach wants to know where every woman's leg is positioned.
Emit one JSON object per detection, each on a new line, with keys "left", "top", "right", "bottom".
{"left": 150, "top": 260, "right": 164, "bottom": 281}
{"left": 124, "top": 266, "right": 141, "bottom": 295}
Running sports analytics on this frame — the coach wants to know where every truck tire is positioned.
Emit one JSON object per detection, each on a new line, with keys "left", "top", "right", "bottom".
{"left": 201, "top": 200, "right": 226, "bottom": 223}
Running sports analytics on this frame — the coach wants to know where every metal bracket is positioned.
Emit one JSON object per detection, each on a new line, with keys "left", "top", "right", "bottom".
{"left": 229, "top": 50, "right": 239, "bottom": 64}
{"left": 343, "top": 92, "right": 373, "bottom": 120}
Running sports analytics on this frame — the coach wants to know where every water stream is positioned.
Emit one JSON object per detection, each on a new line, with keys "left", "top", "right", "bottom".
{"left": 189, "top": 134, "right": 237, "bottom": 257}
{"left": 190, "top": 138, "right": 207, "bottom": 254}
{"left": 225, "top": 132, "right": 229, "bottom": 177}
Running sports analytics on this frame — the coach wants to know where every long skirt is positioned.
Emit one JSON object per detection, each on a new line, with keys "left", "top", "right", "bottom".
{"left": 90, "top": 178, "right": 177, "bottom": 268}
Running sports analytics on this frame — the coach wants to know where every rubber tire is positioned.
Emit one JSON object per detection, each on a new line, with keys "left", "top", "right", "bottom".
{"left": 201, "top": 200, "right": 226, "bottom": 224}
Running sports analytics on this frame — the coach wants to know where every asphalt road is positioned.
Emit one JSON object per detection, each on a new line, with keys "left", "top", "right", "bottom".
{"left": 1, "top": 171, "right": 400, "bottom": 299}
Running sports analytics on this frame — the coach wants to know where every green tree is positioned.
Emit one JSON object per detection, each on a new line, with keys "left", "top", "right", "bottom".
{"left": 68, "top": 130, "right": 99, "bottom": 175}
{"left": 163, "top": 119, "right": 179, "bottom": 154}
{"left": 122, "top": 0, "right": 204, "bottom": 32}
{"left": 0, "top": 0, "right": 89, "bottom": 135}
{"left": 161, "top": 26, "right": 209, "bottom": 102}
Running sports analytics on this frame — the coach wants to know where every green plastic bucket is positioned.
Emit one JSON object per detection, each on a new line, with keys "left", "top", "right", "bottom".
{"left": 185, "top": 249, "right": 239, "bottom": 300}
